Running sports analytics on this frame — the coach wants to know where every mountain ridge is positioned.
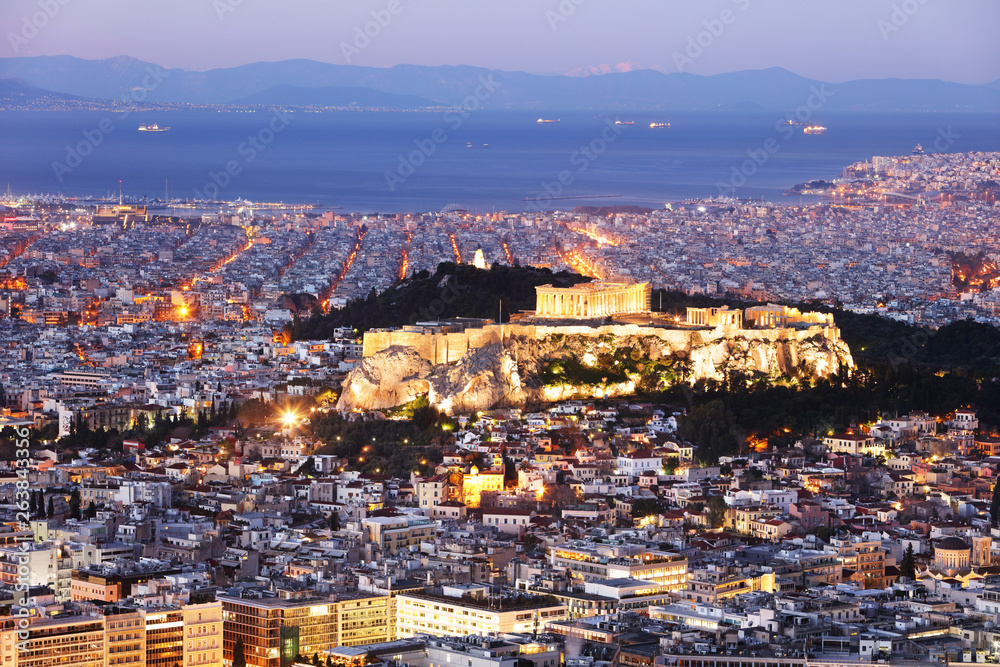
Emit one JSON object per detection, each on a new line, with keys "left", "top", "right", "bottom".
{"left": 0, "top": 56, "right": 998, "bottom": 112}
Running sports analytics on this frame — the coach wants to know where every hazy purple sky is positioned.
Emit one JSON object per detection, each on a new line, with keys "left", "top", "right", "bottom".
{"left": 3, "top": 0, "right": 998, "bottom": 84}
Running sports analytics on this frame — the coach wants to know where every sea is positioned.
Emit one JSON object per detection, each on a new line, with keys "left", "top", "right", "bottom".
{"left": 0, "top": 110, "right": 997, "bottom": 213}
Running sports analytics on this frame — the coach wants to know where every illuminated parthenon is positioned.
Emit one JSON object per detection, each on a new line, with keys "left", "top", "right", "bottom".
{"left": 535, "top": 281, "right": 651, "bottom": 319}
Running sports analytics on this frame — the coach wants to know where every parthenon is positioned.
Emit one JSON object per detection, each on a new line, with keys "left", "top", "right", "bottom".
{"left": 534, "top": 281, "right": 651, "bottom": 319}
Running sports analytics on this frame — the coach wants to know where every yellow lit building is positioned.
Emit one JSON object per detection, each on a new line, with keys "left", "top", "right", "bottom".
{"left": 462, "top": 467, "right": 506, "bottom": 508}
{"left": 4, "top": 612, "right": 106, "bottom": 667}
{"left": 219, "top": 593, "right": 392, "bottom": 667}
{"left": 395, "top": 590, "right": 568, "bottom": 638}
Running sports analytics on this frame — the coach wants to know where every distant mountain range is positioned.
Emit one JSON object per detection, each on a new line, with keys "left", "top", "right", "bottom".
{"left": 0, "top": 77, "right": 85, "bottom": 104}
{"left": 0, "top": 55, "right": 998, "bottom": 112}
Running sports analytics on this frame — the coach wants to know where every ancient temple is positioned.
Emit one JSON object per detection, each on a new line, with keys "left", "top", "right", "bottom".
{"left": 534, "top": 281, "right": 651, "bottom": 319}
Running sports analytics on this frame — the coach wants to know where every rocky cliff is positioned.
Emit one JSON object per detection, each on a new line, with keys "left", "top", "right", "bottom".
{"left": 336, "top": 326, "right": 855, "bottom": 415}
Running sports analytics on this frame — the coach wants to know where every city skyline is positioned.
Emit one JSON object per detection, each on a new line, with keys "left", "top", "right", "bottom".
{"left": 2, "top": 0, "right": 999, "bottom": 85}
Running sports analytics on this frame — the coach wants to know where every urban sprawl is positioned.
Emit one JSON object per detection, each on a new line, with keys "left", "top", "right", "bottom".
{"left": 0, "top": 151, "right": 998, "bottom": 667}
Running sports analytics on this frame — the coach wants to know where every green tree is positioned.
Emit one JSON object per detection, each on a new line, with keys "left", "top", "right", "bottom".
{"left": 69, "top": 489, "right": 81, "bottom": 520}
{"left": 232, "top": 637, "right": 247, "bottom": 667}
{"left": 900, "top": 543, "right": 916, "bottom": 581}
{"left": 86, "top": 501, "right": 97, "bottom": 519}
{"left": 29, "top": 492, "right": 36, "bottom": 516}
{"left": 47, "top": 497, "right": 54, "bottom": 518}
{"left": 503, "top": 454, "right": 518, "bottom": 488}
{"left": 296, "top": 457, "right": 317, "bottom": 477}
{"left": 630, "top": 498, "right": 663, "bottom": 518}
{"left": 707, "top": 495, "right": 728, "bottom": 529}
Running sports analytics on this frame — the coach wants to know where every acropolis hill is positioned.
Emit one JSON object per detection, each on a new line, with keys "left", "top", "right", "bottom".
{"left": 337, "top": 281, "right": 854, "bottom": 415}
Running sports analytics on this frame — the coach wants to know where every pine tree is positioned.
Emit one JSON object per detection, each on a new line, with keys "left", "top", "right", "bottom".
{"left": 29, "top": 492, "right": 37, "bottom": 517}
{"left": 69, "top": 489, "right": 81, "bottom": 520}
{"left": 900, "top": 543, "right": 916, "bottom": 580}
{"left": 86, "top": 501, "right": 97, "bottom": 519}
{"left": 232, "top": 637, "right": 247, "bottom": 667}
{"left": 47, "top": 497, "right": 54, "bottom": 518}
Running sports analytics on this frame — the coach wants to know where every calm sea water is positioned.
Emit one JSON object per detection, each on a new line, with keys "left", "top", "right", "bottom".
{"left": 0, "top": 110, "right": 997, "bottom": 212}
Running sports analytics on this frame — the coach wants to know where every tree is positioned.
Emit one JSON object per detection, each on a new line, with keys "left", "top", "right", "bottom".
{"left": 630, "top": 498, "right": 663, "bottom": 518}
{"left": 707, "top": 495, "right": 728, "bottom": 529}
{"left": 29, "top": 492, "right": 36, "bottom": 517}
{"left": 69, "top": 489, "right": 81, "bottom": 520}
{"left": 47, "top": 497, "right": 54, "bottom": 518}
{"left": 900, "top": 543, "right": 916, "bottom": 581}
{"left": 86, "top": 501, "right": 97, "bottom": 519}
{"left": 232, "top": 637, "right": 247, "bottom": 667}
{"left": 503, "top": 454, "right": 518, "bottom": 488}
{"left": 296, "top": 457, "right": 317, "bottom": 477}
{"left": 328, "top": 511, "right": 341, "bottom": 532}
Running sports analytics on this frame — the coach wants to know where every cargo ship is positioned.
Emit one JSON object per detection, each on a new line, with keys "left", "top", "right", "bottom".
{"left": 138, "top": 123, "right": 171, "bottom": 132}
{"left": 649, "top": 122, "right": 671, "bottom": 129}
{"left": 536, "top": 118, "right": 561, "bottom": 124}
{"left": 614, "top": 120, "right": 635, "bottom": 126}
{"left": 803, "top": 125, "right": 827, "bottom": 135}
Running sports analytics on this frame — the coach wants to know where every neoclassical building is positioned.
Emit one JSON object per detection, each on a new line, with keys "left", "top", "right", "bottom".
{"left": 918, "top": 534, "right": 997, "bottom": 589}
{"left": 534, "top": 281, "right": 651, "bottom": 319}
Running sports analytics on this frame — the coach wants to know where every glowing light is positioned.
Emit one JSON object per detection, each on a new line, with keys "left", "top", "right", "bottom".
{"left": 281, "top": 411, "right": 299, "bottom": 428}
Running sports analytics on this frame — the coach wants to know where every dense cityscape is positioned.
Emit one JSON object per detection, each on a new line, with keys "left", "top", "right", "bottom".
{"left": 2, "top": 1, "right": 999, "bottom": 665}
{"left": 0, "top": 147, "right": 999, "bottom": 667}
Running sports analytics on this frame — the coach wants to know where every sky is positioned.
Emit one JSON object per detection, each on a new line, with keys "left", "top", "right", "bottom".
{"left": 2, "top": 0, "right": 998, "bottom": 84}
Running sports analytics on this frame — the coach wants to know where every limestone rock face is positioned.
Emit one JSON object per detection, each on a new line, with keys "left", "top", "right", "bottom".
{"left": 336, "top": 346, "right": 432, "bottom": 412}
{"left": 427, "top": 344, "right": 526, "bottom": 415}
{"left": 337, "top": 327, "right": 855, "bottom": 415}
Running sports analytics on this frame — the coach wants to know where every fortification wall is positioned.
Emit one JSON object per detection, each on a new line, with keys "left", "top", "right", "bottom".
{"left": 362, "top": 322, "right": 842, "bottom": 364}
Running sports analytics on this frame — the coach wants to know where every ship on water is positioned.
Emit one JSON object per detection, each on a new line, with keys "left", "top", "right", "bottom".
{"left": 138, "top": 123, "right": 171, "bottom": 132}
{"left": 614, "top": 120, "right": 635, "bottom": 126}
{"left": 466, "top": 142, "right": 489, "bottom": 149}
{"left": 803, "top": 125, "right": 827, "bottom": 135}
{"left": 649, "top": 122, "right": 671, "bottom": 129}
{"left": 536, "top": 118, "right": 560, "bottom": 124}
